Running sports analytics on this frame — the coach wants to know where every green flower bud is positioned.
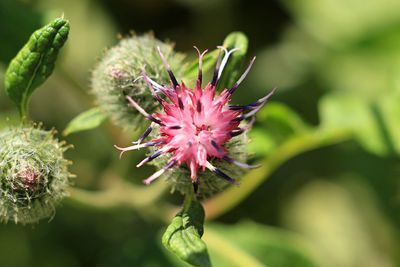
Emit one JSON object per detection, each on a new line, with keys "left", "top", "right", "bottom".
{"left": 0, "top": 126, "right": 72, "bottom": 224}
{"left": 91, "top": 33, "right": 185, "bottom": 129}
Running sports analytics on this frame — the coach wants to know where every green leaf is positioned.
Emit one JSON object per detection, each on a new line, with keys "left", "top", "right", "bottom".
{"left": 183, "top": 32, "right": 248, "bottom": 89}
{"left": 162, "top": 200, "right": 211, "bottom": 267}
{"left": 249, "top": 102, "right": 310, "bottom": 156}
{"left": 217, "top": 32, "right": 248, "bottom": 91}
{"left": 204, "top": 221, "right": 318, "bottom": 267}
{"left": 4, "top": 17, "right": 70, "bottom": 118}
{"left": 63, "top": 107, "right": 107, "bottom": 136}
{"left": 319, "top": 92, "right": 400, "bottom": 156}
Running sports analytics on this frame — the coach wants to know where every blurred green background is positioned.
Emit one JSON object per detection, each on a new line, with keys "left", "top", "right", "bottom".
{"left": 1, "top": 0, "right": 400, "bottom": 266}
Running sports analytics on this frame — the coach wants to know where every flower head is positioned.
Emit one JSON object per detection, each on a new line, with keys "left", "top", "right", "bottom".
{"left": 91, "top": 34, "right": 185, "bottom": 130}
{"left": 116, "top": 46, "right": 274, "bottom": 192}
{"left": 0, "top": 126, "right": 72, "bottom": 224}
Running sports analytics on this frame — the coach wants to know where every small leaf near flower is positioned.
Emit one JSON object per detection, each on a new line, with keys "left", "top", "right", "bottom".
{"left": 63, "top": 107, "right": 107, "bottom": 136}
{"left": 162, "top": 200, "right": 211, "bottom": 267}
{"left": 217, "top": 32, "right": 248, "bottom": 91}
{"left": 4, "top": 17, "right": 69, "bottom": 118}
{"left": 183, "top": 50, "right": 219, "bottom": 84}
{"left": 183, "top": 32, "right": 248, "bottom": 88}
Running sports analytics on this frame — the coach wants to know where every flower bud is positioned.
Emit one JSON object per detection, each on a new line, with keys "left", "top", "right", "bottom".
{"left": 0, "top": 126, "right": 72, "bottom": 224}
{"left": 91, "top": 33, "right": 185, "bottom": 129}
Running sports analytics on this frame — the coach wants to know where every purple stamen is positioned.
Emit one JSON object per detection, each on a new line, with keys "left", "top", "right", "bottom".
{"left": 157, "top": 46, "right": 179, "bottom": 89}
{"left": 126, "top": 96, "right": 164, "bottom": 125}
{"left": 168, "top": 125, "right": 182, "bottom": 130}
{"left": 144, "top": 76, "right": 164, "bottom": 91}
{"left": 211, "top": 49, "right": 223, "bottom": 87}
{"left": 229, "top": 89, "right": 274, "bottom": 124}
{"left": 178, "top": 97, "right": 184, "bottom": 109}
{"left": 230, "top": 116, "right": 244, "bottom": 124}
{"left": 241, "top": 99, "right": 268, "bottom": 119}
{"left": 142, "top": 71, "right": 164, "bottom": 104}
{"left": 133, "top": 123, "right": 154, "bottom": 145}
{"left": 223, "top": 156, "right": 260, "bottom": 169}
{"left": 137, "top": 150, "right": 163, "bottom": 167}
{"left": 194, "top": 46, "right": 208, "bottom": 86}
{"left": 211, "top": 140, "right": 223, "bottom": 153}
{"left": 206, "top": 161, "right": 239, "bottom": 186}
{"left": 230, "top": 117, "right": 256, "bottom": 137}
{"left": 229, "top": 89, "right": 275, "bottom": 111}
{"left": 228, "top": 56, "right": 256, "bottom": 95}
{"left": 143, "top": 160, "right": 176, "bottom": 185}
{"left": 196, "top": 99, "right": 202, "bottom": 113}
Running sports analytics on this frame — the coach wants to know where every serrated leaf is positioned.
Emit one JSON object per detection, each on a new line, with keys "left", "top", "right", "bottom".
{"left": 4, "top": 17, "right": 69, "bottom": 118}
{"left": 63, "top": 107, "right": 107, "bottom": 136}
{"left": 162, "top": 200, "right": 211, "bottom": 267}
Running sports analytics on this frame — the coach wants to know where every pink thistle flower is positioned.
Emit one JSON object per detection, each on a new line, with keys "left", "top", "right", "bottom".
{"left": 115, "top": 46, "right": 274, "bottom": 191}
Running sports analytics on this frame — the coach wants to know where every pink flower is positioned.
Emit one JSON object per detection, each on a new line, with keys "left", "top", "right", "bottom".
{"left": 115, "top": 46, "right": 274, "bottom": 191}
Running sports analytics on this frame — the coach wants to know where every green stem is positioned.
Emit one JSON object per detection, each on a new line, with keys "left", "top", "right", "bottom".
{"left": 67, "top": 177, "right": 167, "bottom": 211}
{"left": 202, "top": 128, "right": 352, "bottom": 220}
{"left": 182, "top": 187, "right": 195, "bottom": 212}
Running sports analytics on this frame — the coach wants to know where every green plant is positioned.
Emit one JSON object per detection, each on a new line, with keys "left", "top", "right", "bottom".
{"left": 1, "top": 4, "right": 399, "bottom": 265}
